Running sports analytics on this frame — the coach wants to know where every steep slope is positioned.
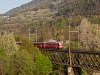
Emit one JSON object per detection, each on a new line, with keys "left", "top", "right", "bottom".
{"left": 4, "top": 0, "right": 100, "bottom": 17}
{"left": 58, "top": 0, "right": 100, "bottom": 16}
{"left": 4, "top": 0, "right": 57, "bottom": 16}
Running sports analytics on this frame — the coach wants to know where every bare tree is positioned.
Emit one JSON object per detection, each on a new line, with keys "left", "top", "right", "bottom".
{"left": 80, "top": 18, "right": 100, "bottom": 51}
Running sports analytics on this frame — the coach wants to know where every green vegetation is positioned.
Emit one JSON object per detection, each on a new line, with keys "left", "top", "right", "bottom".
{"left": 82, "top": 68, "right": 88, "bottom": 75}
{"left": 0, "top": 33, "right": 52, "bottom": 75}
{"left": 0, "top": 32, "right": 18, "bottom": 56}
{"left": 35, "top": 53, "right": 52, "bottom": 75}
{"left": 0, "top": 48, "right": 9, "bottom": 75}
{"left": 0, "top": 0, "right": 99, "bottom": 74}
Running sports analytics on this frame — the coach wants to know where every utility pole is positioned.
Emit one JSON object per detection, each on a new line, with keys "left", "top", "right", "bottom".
{"left": 69, "top": 25, "right": 80, "bottom": 66}
{"left": 28, "top": 28, "right": 38, "bottom": 42}
{"left": 68, "top": 20, "right": 80, "bottom": 75}
{"left": 69, "top": 21, "right": 72, "bottom": 67}
{"left": 78, "top": 26, "right": 80, "bottom": 50}
{"left": 35, "top": 29, "right": 38, "bottom": 42}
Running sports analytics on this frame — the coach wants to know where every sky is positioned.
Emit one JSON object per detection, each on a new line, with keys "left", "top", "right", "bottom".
{"left": 0, "top": 0, "right": 32, "bottom": 14}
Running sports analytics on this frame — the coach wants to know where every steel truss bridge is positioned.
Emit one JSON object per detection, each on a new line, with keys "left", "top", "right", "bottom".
{"left": 40, "top": 49, "right": 100, "bottom": 71}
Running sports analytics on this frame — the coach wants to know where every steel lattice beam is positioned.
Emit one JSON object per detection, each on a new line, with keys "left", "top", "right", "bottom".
{"left": 40, "top": 49, "right": 100, "bottom": 71}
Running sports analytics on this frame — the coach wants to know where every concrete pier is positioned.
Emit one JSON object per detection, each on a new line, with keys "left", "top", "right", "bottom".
{"left": 68, "top": 67, "right": 75, "bottom": 75}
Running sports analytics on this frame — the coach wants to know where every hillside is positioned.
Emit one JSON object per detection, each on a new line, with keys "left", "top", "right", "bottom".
{"left": 4, "top": 0, "right": 58, "bottom": 17}
{"left": 0, "top": 0, "right": 99, "bottom": 41}
{"left": 58, "top": 0, "right": 100, "bottom": 16}
{"left": 4, "top": 0, "right": 100, "bottom": 17}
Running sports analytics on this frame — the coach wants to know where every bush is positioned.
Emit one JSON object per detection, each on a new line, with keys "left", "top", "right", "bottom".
{"left": 82, "top": 68, "right": 88, "bottom": 75}
{"left": 0, "top": 35, "right": 53, "bottom": 75}
{"left": 50, "top": 70, "right": 59, "bottom": 75}
{"left": 0, "top": 48, "right": 9, "bottom": 75}
{"left": 35, "top": 53, "right": 52, "bottom": 75}
{"left": 19, "top": 38, "right": 53, "bottom": 75}
{"left": 10, "top": 49, "right": 35, "bottom": 75}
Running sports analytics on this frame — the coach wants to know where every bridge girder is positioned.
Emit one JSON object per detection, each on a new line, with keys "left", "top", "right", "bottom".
{"left": 40, "top": 49, "right": 100, "bottom": 71}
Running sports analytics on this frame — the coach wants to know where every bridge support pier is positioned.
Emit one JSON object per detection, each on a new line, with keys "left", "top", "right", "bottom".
{"left": 68, "top": 67, "right": 82, "bottom": 75}
{"left": 68, "top": 67, "right": 75, "bottom": 75}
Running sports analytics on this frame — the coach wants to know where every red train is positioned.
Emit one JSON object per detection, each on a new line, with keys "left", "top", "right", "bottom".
{"left": 16, "top": 42, "right": 64, "bottom": 49}
{"left": 33, "top": 42, "right": 64, "bottom": 49}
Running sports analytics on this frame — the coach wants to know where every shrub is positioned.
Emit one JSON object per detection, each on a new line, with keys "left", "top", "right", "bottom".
{"left": 10, "top": 49, "right": 35, "bottom": 75}
{"left": 19, "top": 38, "right": 53, "bottom": 75}
{"left": 35, "top": 53, "right": 52, "bottom": 75}
{"left": 0, "top": 48, "right": 9, "bottom": 75}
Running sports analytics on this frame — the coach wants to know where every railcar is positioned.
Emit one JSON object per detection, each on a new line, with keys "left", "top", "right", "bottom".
{"left": 16, "top": 42, "right": 64, "bottom": 49}
{"left": 33, "top": 42, "right": 64, "bottom": 49}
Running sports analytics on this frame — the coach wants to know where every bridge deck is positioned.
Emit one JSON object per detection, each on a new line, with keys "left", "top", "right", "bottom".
{"left": 41, "top": 49, "right": 100, "bottom": 55}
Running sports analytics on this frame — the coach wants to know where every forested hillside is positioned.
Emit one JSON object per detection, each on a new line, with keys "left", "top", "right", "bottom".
{"left": 4, "top": 0, "right": 100, "bottom": 16}
{"left": 58, "top": 0, "right": 100, "bottom": 16}
{"left": 4, "top": 0, "right": 58, "bottom": 16}
{"left": 0, "top": 0, "right": 99, "bottom": 43}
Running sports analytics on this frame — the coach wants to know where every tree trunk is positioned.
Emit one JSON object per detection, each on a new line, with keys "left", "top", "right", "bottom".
{"left": 0, "top": 68, "right": 2, "bottom": 75}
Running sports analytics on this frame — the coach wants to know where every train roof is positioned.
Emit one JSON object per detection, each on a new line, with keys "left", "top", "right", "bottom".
{"left": 33, "top": 42, "right": 59, "bottom": 44}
